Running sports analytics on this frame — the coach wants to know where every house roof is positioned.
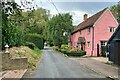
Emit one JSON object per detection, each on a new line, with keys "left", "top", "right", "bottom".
{"left": 108, "top": 25, "right": 120, "bottom": 44}
{"left": 71, "top": 8, "right": 108, "bottom": 34}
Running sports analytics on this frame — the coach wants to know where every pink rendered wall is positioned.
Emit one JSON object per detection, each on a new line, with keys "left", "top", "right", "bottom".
{"left": 94, "top": 9, "right": 118, "bottom": 56}
{"left": 71, "top": 32, "right": 79, "bottom": 47}
{"left": 71, "top": 27, "right": 93, "bottom": 56}
{"left": 80, "top": 28, "right": 93, "bottom": 56}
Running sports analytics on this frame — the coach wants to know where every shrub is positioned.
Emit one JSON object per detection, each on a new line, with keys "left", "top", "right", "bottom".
{"left": 55, "top": 44, "right": 86, "bottom": 57}
{"left": 65, "top": 50, "right": 86, "bottom": 57}
{"left": 25, "top": 33, "right": 44, "bottom": 49}
{"left": 24, "top": 42, "right": 36, "bottom": 49}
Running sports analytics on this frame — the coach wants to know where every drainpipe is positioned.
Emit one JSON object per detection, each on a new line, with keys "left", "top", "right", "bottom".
{"left": 91, "top": 27, "right": 94, "bottom": 56}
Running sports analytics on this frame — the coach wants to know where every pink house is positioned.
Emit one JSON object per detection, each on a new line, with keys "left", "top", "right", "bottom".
{"left": 69, "top": 8, "right": 118, "bottom": 56}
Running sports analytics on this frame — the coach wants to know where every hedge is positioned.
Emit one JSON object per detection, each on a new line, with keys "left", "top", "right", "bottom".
{"left": 24, "top": 42, "right": 36, "bottom": 50}
{"left": 64, "top": 51, "right": 86, "bottom": 57}
{"left": 54, "top": 45, "right": 86, "bottom": 57}
{"left": 25, "top": 33, "right": 44, "bottom": 49}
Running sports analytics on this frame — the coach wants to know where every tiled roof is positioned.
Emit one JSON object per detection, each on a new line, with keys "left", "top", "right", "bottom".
{"left": 72, "top": 8, "right": 108, "bottom": 34}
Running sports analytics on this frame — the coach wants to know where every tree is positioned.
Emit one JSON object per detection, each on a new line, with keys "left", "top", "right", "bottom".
{"left": 47, "top": 13, "right": 73, "bottom": 48}
{"left": 1, "top": 0, "right": 50, "bottom": 49}
{"left": 12, "top": 8, "right": 50, "bottom": 37}
{"left": 2, "top": 1, "right": 24, "bottom": 49}
{"left": 110, "top": 2, "right": 120, "bottom": 24}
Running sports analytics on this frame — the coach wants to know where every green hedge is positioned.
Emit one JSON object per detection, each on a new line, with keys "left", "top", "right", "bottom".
{"left": 24, "top": 42, "right": 36, "bottom": 50}
{"left": 65, "top": 51, "right": 86, "bottom": 57}
{"left": 54, "top": 45, "right": 86, "bottom": 57}
{"left": 25, "top": 33, "right": 44, "bottom": 49}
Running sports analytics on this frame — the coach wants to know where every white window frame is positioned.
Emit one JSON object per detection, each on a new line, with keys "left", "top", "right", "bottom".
{"left": 109, "top": 27, "right": 115, "bottom": 32}
{"left": 100, "top": 41, "right": 107, "bottom": 46}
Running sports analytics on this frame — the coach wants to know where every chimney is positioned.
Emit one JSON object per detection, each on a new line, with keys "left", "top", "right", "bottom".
{"left": 84, "top": 14, "right": 88, "bottom": 21}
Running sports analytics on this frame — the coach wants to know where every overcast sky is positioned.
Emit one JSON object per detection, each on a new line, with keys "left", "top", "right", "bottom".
{"left": 15, "top": 0, "right": 118, "bottom": 25}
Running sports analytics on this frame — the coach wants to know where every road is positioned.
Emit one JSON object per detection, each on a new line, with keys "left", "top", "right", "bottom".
{"left": 31, "top": 47, "right": 106, "bottom": 78}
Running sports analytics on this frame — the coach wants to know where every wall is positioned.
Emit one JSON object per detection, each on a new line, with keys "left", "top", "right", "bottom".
{"left": 71, "top": 32, "right": 79, "bottom": 47}
{"left": 109, "top": 27, "right": 120, "bottom": 65}
{"left": 71, "top": 27, "right": 93, "bottom": 56}
{"left": 80, "top": 27, "right": 93, "bottom": 56}
{"left": 2, "top": 52, "right": 28, "bottom": 70}
{"left": 94, "top": 9, "right": 118, "bottom": 56}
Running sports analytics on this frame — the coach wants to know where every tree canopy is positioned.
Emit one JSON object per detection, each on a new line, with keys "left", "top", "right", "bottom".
{"left": 110, "top": 2, "right": 120, "bottom": 24}
{"left": 47, "top": 13, "right": 73, "bottom": 48}
{"left": 1, "top": 1, "right": 73, "bottom": 49}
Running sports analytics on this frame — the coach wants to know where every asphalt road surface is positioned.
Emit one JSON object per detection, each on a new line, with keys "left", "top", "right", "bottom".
{"left": 31, "top": 47, "right": 106, "bottom": 78}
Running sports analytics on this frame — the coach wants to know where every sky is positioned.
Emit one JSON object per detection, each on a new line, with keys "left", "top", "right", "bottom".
{"left": 15, "top": 0, "right": 118, "bottom": 25}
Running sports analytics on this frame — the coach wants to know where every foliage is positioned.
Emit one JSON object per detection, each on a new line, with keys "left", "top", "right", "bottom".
{"left": 2, "top": 1, "right": 50, "bottom": 49}
{"left": 110, "top": 2, "right": 120, "bottom": 23}
{"left": 2, "top": 1, "right": 24, "bottom": 49}
{"left": 10, "top": 7, "right": 50, "bottom": 38}
{"left": 24, "top": 42, "right": 36, "bottom": 50}
{"left": 2, "top": 22, "right": 24, "bottom": 49}
{"left": 54, "top": 45, "right": 86, "bottom": 57}
{"left": 47, "top": 13, "right": 73, "bottom": 48}
{"left": 25, "top": 33, "right": 44, "bottom": 49}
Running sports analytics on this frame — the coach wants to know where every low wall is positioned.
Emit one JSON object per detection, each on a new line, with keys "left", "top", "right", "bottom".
{"left": 2, "top": 52, "right": 28, "bottom": 70}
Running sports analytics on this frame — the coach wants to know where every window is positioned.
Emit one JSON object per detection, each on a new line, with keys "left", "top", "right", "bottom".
{"left": 109, "top": 27, "right": 115, "bottom": 32}
{"left": 87, "top": 42, "right": 90, "bottom": 48}
{"left": 100, "top": 41, "right": 107, "bottom": 46}
{"left": 87, "top": 28, "right": 90, "bottom": 34}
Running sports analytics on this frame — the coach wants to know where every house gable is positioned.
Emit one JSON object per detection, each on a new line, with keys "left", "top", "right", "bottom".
{"left": 94, "top": 8, "right": 118, "bottom": 42}
{"left": 94, "top": 8, "right": 118, "bottom": 27}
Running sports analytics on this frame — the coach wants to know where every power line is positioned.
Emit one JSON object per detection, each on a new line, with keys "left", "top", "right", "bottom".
{"left": 50, "top": 0, "right": 60, "bottom": 14}
{"left": 47, "top": 0, "right": 60, "bottom": 14}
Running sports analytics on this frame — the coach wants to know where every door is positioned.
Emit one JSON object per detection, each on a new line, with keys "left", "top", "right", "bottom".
{"left": 100, "top": 41, "right": 107, "bottom": 57}
{"left": 97, "top": 44, "right": 100, "bottom": 57}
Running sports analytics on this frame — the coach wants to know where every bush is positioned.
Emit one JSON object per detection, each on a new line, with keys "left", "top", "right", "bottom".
{"left": 54, "top": 44, "right": 86, "bottom": 57}
{"left": 24, "top": 42, "right": 36, "bottom": 49}
{"left": 65, "top": 51, "right": 86, "bottom": 57}
{"left": 25, "top": 33, "right": 44, "bottom": 49}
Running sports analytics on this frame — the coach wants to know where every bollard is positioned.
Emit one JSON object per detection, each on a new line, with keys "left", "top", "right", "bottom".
{"left": 5, "top": 44, "right": 9, "bottom": 53}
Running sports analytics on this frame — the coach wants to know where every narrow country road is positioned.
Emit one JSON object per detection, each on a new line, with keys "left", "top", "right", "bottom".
{"left": 31, "top": 47, "right": 105, "bottom": 78}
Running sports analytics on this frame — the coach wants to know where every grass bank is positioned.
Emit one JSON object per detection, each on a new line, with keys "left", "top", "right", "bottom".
{"left": 9, "top": 46, "right": 42, "bottom": 70}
